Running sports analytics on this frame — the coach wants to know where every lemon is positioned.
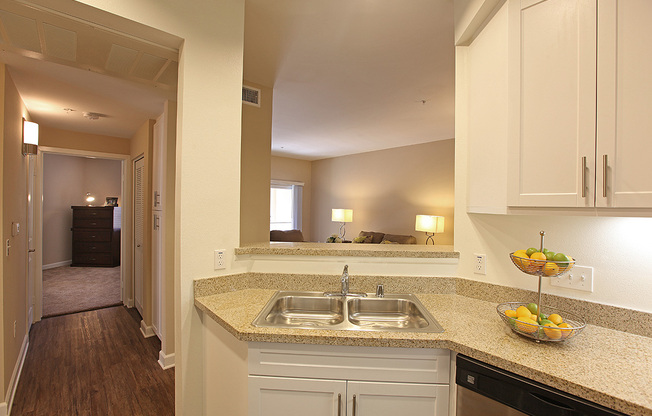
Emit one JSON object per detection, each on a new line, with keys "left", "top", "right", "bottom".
{"left": 513, "top": 249, "right": 528, "bottom": 258}
{"left": 505, "top": 309, "right": 518, "bottom": 318}
{"left": 558, "top": 322, "right": 573, "bottom": 339}
{"left": 515, "top": 317, "right": 538, "bottom": 334}
{"left": 516, "top": 305, "right": 531, "bottom": 318}
{"left": 543, "top": 262, "right": 560, "bottom": 276}
{"left": 512, "top": 251, "right": 530, "bottom": 269}
{"left": 548, "top": 313, "right": 563, "bottom": 325}
{"left": 543, "top": 323, "right": 562, "bottom": 340}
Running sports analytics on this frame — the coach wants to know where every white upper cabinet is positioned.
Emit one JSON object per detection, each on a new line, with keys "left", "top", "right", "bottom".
{"left": 596, "top": 0, "right": 652, "bottom": 208}
{"left": 508, "top": 0, "right": 652, "bottom": 209}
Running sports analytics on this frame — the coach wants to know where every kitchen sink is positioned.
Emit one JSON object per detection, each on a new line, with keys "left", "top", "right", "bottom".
{"left": 252, "top": 291, "right": 444, "bottom": 333}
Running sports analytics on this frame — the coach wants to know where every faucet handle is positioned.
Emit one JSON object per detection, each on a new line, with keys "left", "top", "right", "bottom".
{"left": 376, "top": 284, "right": 384, "bottom": 298}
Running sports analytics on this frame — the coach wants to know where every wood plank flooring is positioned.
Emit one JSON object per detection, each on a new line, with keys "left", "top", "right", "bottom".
{"left": 11, "top": 306, "right": 174, "bottom": 416}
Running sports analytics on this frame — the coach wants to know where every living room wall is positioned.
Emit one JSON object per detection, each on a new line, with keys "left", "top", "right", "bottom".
{"left": 270, "top": 156, "right": 312, "bottom": 240}
{"left": 311, "top": 139, "right": 455, "bottom": 244}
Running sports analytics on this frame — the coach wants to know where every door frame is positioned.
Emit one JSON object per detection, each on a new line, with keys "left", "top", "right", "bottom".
{"left": 34, "top": 146, "right": 131, "bottom": 322}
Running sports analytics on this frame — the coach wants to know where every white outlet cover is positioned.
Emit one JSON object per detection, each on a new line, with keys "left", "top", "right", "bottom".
{"left": 550, "top": 265, "right": 593, "bottom": 292}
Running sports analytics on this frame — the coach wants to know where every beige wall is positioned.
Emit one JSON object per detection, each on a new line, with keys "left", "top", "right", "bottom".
{"left": 131, "top": 119, "right": 154, "bottom": 326}
{"left": 454, "top": 1, "right": 652, "bottom": 313}
{"left": 42, "top": 154, "right": 122, "bottom": 266}
{"left": 1, "top": 67, "right": 28, "bottom": 403}
{"left": 240, "top": 81, "right": 272, "bottom": 245}
{"left": 40, "top": 126, "right": 130, "bottom": 155}
{"left": 271, "top": 156, "right": 312, "bottom": 241}
{"left": 311, "top": 140, "right": 455, "bottom": 244}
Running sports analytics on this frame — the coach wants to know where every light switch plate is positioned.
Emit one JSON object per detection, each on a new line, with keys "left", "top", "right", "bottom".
{"left": 550, "top": 265, "right": 593, "bottom": 292}
{"left": 11, "top": 222, "right": 19, "bottom": 236}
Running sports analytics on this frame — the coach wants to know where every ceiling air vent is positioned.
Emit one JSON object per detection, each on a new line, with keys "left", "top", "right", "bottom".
{"left": 242, "top": 85, "right": 261, "bottom": 107}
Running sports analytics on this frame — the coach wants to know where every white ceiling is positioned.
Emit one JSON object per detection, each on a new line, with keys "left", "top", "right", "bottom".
{"left": 0, "top": 1, "right": 179, "bottom": 139}
{"left": 244, "top": 0, "right": 455, "bottom": 160}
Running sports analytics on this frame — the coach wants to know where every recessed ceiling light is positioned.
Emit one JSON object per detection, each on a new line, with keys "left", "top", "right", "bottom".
{"left": 83, "top": 112, "right": 102, "bottom": 120}
{"left": 63, "top": 108, "right": 75, "bottom": 114}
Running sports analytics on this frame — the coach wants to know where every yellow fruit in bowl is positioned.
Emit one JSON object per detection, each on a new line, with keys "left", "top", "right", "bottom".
{"left": 558, "top": 322, "right": 574, "bottom": 339}
{"left": 543, "top": 323, "right": 562, "bottom": 340}
{"left": 515, "top": 317, "right": 538, "bottom": 334}
{"left": 543, "top": 262, "right": 560, "bottom": 276}
{"left": 548, "top": 313, "right": 563, "bottom": 325}
{"left": 529, "top": 252, "right": 547, "bottom": 270}
{"left": 505, "top": 309, "right": 518, "bottom": 318}
{"left": 516, "top": 305, "right": 531, "bottom": 318}
{"left": 512, "top": 251, "right": 530, "bottom": 269}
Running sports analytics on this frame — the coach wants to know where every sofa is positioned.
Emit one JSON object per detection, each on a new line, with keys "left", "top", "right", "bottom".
{"left": 270, "top": 229, "right": 304, "bottom": 242}
{"left": 353, "top": 231, "right": 417, "bottom": 244}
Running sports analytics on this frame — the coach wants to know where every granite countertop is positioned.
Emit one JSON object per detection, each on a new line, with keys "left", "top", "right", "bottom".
{"left": 194, "top": 274, "right": 652, "bottom": 416}
{"left": 235, "top": 242, "right": 459, "bottom": 258}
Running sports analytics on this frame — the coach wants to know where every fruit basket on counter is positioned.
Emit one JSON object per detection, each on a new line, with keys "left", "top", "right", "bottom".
{"left": 498, "top": 231, "right": 585, "bottom": 342}
{"left": 497, "top": 302, "right": 585, "bottom": 341}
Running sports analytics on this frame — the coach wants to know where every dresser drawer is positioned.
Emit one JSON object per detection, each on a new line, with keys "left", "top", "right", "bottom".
{"left": 73, "top": 208, "right": 113, "bottom": 220}
{"left": 72, "top": 252, "right": 113, "bottom": 266}
{"left": 73, "top": 241, "right": 112, "bottom": 253}
{"left": 73, "top": 230, "right": 112, "bottom": 242}
{"left": 73, "top": 218, "right": 113, "bottom": 229}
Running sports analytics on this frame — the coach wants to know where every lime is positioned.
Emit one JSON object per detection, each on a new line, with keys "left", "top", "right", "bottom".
{"left": 526, "top": 247, "right": 539, "bottom": 256}
{"left": 545, "top": 251, "right": 556, "bottom": 260}
{"left": 526, "top": 303, "right": 539, "bottom": 315}
{"left": 553, "top": 252, "right": 570, "bottom": 267}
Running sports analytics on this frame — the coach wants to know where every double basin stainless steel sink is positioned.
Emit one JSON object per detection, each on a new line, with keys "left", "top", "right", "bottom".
{"left": 252, "top": 291, "right": 444, "bottom": 333}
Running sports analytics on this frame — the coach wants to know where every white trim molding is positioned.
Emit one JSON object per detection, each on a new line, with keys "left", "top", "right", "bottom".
{"left": 42, "top": 260, "right": 72, "bottom": 270}
{"left": 140, "top": 320, "right": 156, "bottom": 338}
{"left": 158, "top": 350, "right": 175, "bottom": 369}
{"left": 4, "top": 334, "right": 29, "bottom": 415}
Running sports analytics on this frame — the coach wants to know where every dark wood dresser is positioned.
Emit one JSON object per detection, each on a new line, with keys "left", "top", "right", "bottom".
{"left": 71, "top": 206, "right": 121, "bottom": 267}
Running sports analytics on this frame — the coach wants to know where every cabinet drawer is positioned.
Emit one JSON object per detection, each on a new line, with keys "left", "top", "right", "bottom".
{"left": 72, "top": 252, "right": 113, "bottom": 265}
{"left": 249, "top": 343, "right": 450, "bottom": 384}
{"left": 72, "top": 230, "right": 112, "bottom": 242}
{"left": 73, "top": 208, "right": 113, "bottom": 220}
{"left": 73, "top": 218, "right": 113, "bottom": 229}
{"left": 73, "top": 242, "right": 112, "bottom": 253}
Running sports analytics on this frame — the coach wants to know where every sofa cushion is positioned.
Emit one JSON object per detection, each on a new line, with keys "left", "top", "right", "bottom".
{"left": 358, "top": 231, "right": 385, "bottom": 244}
{"left": 270, "top": 229, "right": 304, "bottom": 242}
{"left": 352, "top": 235, "right": 373, "bottom": 243}
{"left": 381, "top": 233, "right": 417, "bottom": 244}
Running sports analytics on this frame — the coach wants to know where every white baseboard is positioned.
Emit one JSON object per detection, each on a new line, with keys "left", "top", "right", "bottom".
{"left": 158, "top": 350, "right": 175, "bottom": 369}
{"left": 42, "top": 260, "right": 71, "bottom": 270}
{"left": 140, "top": 320, "right": 155, "bottom": 338}
{"left": 4, "top": 334, "right": 29, "bottom": 415}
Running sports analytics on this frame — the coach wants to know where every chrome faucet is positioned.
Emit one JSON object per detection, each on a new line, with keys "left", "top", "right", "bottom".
{"left": 324, "top": 265, "right": 367, "bottom": 297}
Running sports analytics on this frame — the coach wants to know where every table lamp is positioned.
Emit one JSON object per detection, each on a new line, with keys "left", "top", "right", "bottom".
{"left": 332, "top": 209, "right": 353, "bottom": 239}
{"left": 415, "top": 215, "right": 444, "bottom": 245}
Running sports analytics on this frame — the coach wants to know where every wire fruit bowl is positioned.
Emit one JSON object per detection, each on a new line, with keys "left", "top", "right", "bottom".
{"left": 509, "top": 253, "right": 575, "bottom": 277}
{"left": 497, "top": 302, "right": 585, "bottom": 341}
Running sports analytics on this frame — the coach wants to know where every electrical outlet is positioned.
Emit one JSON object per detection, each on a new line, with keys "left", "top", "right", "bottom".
{"left": 474, "top": 253, "right": 486, "bottom": 275}
{"left": 550, "top": 265, "right": 593, "bottom": 292}
{"left": 214, "top": 249, "right": 226, "bottom": 270}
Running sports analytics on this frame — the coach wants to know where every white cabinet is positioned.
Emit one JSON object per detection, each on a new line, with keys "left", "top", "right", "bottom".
{"left": 248, "top": 343, "right": 450, "bottom": 416}
{"left": 508, "top": 0, "right": 652, "bottom": 209}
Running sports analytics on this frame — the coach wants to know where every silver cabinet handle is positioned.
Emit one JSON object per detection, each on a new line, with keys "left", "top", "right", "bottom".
{"left": 581, "top": 156, "right": 587, "bottom": 198}
{"left": 352, "top": 394, "right": 357, "bottom": 416}
{"left": 337, "top": 393, "right": 341, "bottom": 416}
{"left": 602, "top": 154, "right": 608, "bottom": 198}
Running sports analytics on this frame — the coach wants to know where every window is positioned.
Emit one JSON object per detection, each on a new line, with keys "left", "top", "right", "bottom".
{"left": 270, "top": 180, "right": 303, "bottom": 231}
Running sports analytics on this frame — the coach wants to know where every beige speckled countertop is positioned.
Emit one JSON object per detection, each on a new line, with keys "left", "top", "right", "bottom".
{"left": 194, "top": 273, "right": 652, "bottom": 416}
{"left": 235, "top": 242, "right": 459, "bottom": 258}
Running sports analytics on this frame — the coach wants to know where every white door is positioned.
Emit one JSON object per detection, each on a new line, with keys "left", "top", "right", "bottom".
{"left": 134, "top": 156, "right": 145, "bottom": 316}
{"left": 509, "top": 0, "right": 597, "bottom": 207}
{"left": 347, "top": 381, "right": 448, "bottom": 416}
{"left": 596, "top": 0, "right": 652, "bottom": 208}
{"left": 248, "top": 376, "right": 346, "bottom": 416}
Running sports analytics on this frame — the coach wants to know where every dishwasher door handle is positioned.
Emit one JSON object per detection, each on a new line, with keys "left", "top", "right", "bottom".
{"left": 528, "top": 391, "right": 576, "bottom": 415}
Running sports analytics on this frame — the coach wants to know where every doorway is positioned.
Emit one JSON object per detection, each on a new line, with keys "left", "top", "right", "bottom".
{"left": 35, "top": 147, "right": 130, "bottom": 321}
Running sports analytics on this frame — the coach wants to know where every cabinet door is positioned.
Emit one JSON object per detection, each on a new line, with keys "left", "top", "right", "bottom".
{"left": 509, "top": 0, "right": 597, "bottom": 207}
{"left": 596, "top": 0, "right": 652, "bottom": 208}
{"left": 249, "top": 376, "right": 346, "bottom": 416}
{"left": 347, "top": 381, "right": 448, "bottom": 416}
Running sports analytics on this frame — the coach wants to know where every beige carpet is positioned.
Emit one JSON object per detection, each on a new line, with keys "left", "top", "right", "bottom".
{"left": 42, "top": 265, "right": 122, "bottom": 318}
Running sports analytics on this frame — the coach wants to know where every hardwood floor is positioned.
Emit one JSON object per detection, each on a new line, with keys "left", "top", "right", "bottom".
{"left": 11, "top": 306, "right": 174, "bottom": 416}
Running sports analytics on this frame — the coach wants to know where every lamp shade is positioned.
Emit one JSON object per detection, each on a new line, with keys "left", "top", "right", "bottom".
{"left": 332, "top": 209, "right": 353, "bottom": 223}
{"left": 22, "top": 119, "right": 39, "bottom": 155}
{"left": 415, "top": 215, "right": 445, "bottom": 233}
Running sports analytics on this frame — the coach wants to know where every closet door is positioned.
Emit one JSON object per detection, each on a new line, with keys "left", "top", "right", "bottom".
{"left": 133, "top": 156, "right": 145, "bottom": 316}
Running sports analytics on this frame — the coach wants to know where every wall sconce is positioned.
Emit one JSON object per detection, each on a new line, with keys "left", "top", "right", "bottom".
{"left": 415, "top": 215, "right": 445, "bottom": 245}
{"left": 85, "top": 192, "right": 96, "bottom": 206}
{"left": 332, "top": 209, "right": 353, "bottom": 239}
{"left": 22, "top": 119, "right": 39, "bottom": 155}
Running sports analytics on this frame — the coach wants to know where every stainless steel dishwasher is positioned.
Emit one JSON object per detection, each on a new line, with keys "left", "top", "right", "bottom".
{"left": 455, "top": 354, "right": 626, "bottom": 416}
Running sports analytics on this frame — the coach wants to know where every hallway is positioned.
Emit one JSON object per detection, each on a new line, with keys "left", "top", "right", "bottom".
{"left": 11, "top": 307, "right": 174, "bottom": 416}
